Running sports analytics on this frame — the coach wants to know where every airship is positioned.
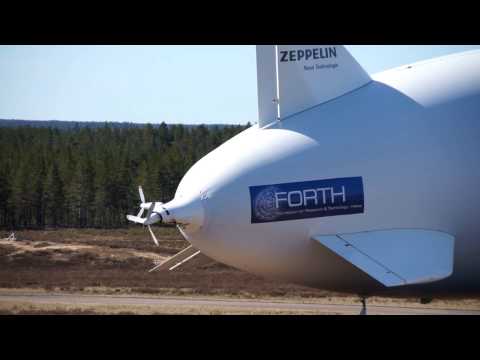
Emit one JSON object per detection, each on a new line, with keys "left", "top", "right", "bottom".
{"left": 127, "top": 45, "right": 480, "bottom": 312}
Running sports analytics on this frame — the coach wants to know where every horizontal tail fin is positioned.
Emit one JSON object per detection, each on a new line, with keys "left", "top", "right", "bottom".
{"left": 312, "top": 229, "right": 454, "bottom": 287}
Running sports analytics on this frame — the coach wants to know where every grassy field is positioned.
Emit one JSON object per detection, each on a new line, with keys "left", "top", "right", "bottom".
{"left": 0, "top": 301, "right": 344, "bottom": 315}
{"left": 1, "top": 228, "right": 479, "bottom": 314}
{"left": 0, "top": 227, "right": 341, "bottom": 299}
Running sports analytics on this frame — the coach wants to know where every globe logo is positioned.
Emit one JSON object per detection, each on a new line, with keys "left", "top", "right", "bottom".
{"left": 253, "top": 186, "right": 281, "bottom": 222}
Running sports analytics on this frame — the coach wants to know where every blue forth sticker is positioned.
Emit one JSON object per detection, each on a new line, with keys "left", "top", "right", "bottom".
{"left": 249, "top": 177, "right": 364, "bottom": 223}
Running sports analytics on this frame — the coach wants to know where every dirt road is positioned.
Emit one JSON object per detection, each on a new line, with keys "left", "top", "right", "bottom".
{"left": 1, "top": 291, "right": 479, "bottom": 315}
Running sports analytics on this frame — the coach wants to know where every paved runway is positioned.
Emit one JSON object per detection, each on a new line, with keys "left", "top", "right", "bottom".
{"left": 1, "top": 292, "right": 479, "bottom": 314}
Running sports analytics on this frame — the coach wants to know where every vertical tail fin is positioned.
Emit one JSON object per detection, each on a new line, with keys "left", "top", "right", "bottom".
{"left": 256, "top": 45, "right": 371, "bottom": 127}
{"left": 256, "top": 45, "right": 279, "bottom": 126}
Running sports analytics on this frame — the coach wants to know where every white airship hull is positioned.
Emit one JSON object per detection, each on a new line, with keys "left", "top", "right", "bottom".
{"left": 175, "top": 50, "right": 480, "bottom": 296}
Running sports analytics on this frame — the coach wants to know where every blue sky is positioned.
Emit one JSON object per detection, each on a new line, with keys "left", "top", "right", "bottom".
{"left": 1, "top": 45, "right": 479, "bottom": 125}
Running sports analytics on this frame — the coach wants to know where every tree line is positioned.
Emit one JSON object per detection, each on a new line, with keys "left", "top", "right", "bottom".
{"left": 0, "top": 122, "right": 249, "bottom": 229}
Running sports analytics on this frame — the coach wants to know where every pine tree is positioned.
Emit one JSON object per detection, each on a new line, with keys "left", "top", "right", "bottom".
{"left": 117, "top": 156, "right": 135, "bottom": 226}
{"left": 12, "top": 159, "right": 36, "bottom": 228}
{"left": 66, "top": 161, "right": 83, "bottom": 227}
{"left": 44, "top": 162, "right": 65, "bottom": 228}
{"left": 33, "top": 157, "right": 46, "bottom": 228}
{"left": 82, "top": 155, "right": 96, "bottom": 228}
{"left": 0, "top": 167, "right": 11, "bottom": 228}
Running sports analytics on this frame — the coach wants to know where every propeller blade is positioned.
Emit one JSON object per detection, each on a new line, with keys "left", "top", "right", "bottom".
{"left": 139, "top": 186, "right": 145, "bottom": 204}
{"left": 146, "top": 202, "right": 155, "bottom": 221}
{"left": 148, "top": 225, "right": 159, "bottom": 247}
{"left": 127, "top": 215, "right": 146, "bottom": 224}
{"left": 177, "top": 225, "right": 189, "bottom": 240}
{"left": 137, "top": 208, "right": 145, "bottom": 218}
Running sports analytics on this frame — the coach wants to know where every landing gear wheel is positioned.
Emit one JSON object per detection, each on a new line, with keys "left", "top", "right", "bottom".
{"left": 360, "top": 297, "right": 367, "bottom": 315}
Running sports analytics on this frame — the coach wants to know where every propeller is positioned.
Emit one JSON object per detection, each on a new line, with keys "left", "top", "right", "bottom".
{"left": 128, "top": 186, "right": 161, "bottom": 247}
